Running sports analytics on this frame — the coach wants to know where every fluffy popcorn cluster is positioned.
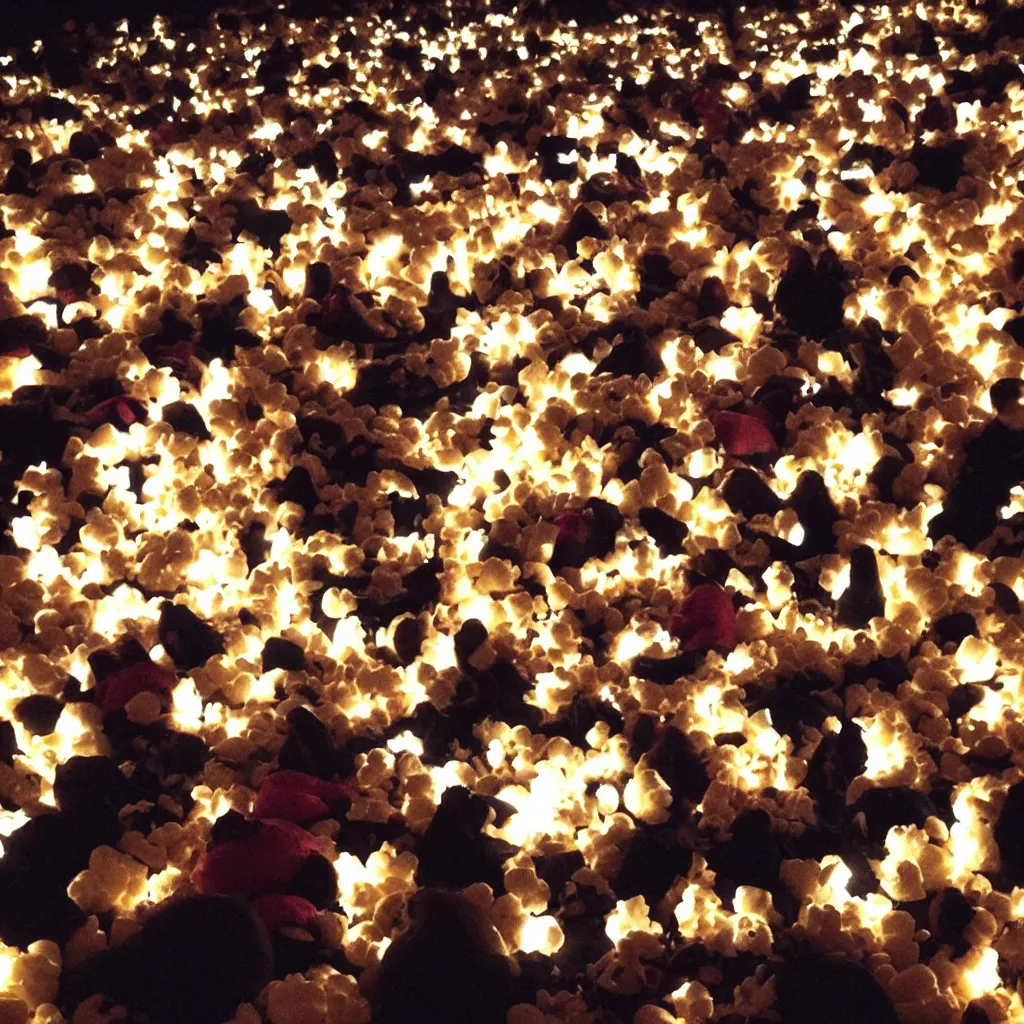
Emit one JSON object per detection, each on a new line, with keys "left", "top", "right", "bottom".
{"left": 66, "top": 848, "right": 145, "bottom": 917}
{"left": 264, "top": 968, "right": 369, "bottom": 1024}
{"left": 1, "top": 0, "right": 1024, "bottom": 1022}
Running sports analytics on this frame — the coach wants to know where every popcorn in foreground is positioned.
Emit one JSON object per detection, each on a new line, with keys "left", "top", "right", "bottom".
{"left": 0, "top": 1, "right": 1024, "bottom": 1022}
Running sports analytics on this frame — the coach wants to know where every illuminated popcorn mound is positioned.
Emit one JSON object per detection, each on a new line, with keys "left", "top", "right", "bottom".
{"left": 1, "top": 1, "right": 1024, "bottom": 1023}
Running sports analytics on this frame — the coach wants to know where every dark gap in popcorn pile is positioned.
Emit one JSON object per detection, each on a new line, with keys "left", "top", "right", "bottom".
{"left": 1, "top": 0, "right": 1024, "bottom": 1023}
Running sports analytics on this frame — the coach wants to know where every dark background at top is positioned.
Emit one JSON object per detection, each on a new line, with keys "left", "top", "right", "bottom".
{"left": 2, "top": 0, "right": 1004, "bottom": 65}
{"left": 4, "top": 0, "right": 802, "bottom": 54}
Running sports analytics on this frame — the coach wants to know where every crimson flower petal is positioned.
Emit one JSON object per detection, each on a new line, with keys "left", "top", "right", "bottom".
{"left": 323, "top": 287, "right": 348, "bottom": 319}
{"left": 692, "top": 87, "right": 731, "bottom": 137}
{"left": 745, "top": 404, "right": 775, "bottom": 427}
{"left": 555, "top": 509, "right": 592, "bottom": 545}
{"left": 85, "top": 395, "right": 148, "bottom": 429}
{"left": 151, "top": 122, "right": 186, "bottom": 149}
{"left": 156, "top": 340, "right": 195, "bottom": 364}
{"left": 710, "top": 410, "right": 778, "bottom": 456}
{"left": 251, "top": 894, "right": 320, "bottom": 933}
{"left": 193, "top": 818, "right": 322, "bottom": 897}
{"left": 254, "top": 788, "right": 329, "bottom": 822}
{"left": 253, "top": 771, "right": 355, "bottom": 823}
{"left": 691, "top": 87, "right": 717, "bottom": 115}
{"left": 96, "top": 661, "right": 177, "bottom": 713}
{"left": 669, "top": 584, "right": 737, "bottom": 652}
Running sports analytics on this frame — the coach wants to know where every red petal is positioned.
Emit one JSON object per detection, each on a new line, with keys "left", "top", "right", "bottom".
{"left": 85, "top": 396, "right": 119, "bottom": 423}
{"left": 253, "top": 771, "right": 354, "bottom": 822}
{"left": 669, "top": 584, "right": 737, "bottom": 652}
{"left": 705, "top": 114, "right": 726, "bottom": 137}
{"left": 692, "top": 88, "right": 731, "bottom": 136}
{"left": 158, "top": 340, "right": 195, "bottom": 363}
{"left": 323, "top": 288, "right": 347, "bottom": 318}
{"left": 85, "top": 395, "right": 147, "bottom": 427}
{"left": 555, "top": 510, "right": 591, "bottom": 545}
{"left": 710, "top": 410, "right": 778, "bottom": 456}
{"left": 692, "top": 87, "right": 718, "bottom": 113}
{"left": 254, "top": 789, "right": 329, "bottom": 823}
{"left": 745, "top": 404, "right": 775, "bottom": 427}
{"left": 151, "top": 122, "right": 184, "bottom": 148}
{"left": 252, "top": 894, "right": 320, "bottom": 933}
{"left": 193, "top": 819, "right": 321, "bottom": 897}
{"left": 117, "top": 399, "right": 137, "bottom": 426}
{"left": 96, "top": 661, "right": 177, "bottom": 713}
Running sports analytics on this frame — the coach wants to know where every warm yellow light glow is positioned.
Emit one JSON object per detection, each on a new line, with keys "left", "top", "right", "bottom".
{"left": 0, "top": 4, "right": 1018, "bottom": 1021}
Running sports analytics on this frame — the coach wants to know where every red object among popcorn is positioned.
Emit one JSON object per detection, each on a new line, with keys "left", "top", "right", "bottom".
{"left": 85, "top": 395, "right": 148, "bottom": 430}
{"left": 151, "top": 121, "right": 189, "bottom": 151}
{"left": 193, "top": 818, "right": 323, "bottom": 897}
{"left": 669, "top": 584, "right": 737, "bottom": 652}
{"left": 710, "top": 409, "right": 778, "bottom": 456}
{"left": 251, "top": 894, "right": 320, "bottom": 933}
{"left": 252, "top": 771, "right": 355, "bottom": 823}
{"left": 555, "top": 508, "right": 593, "bottom": 545}
{"left": 322, "top": 286, "right": 348, "bottom": 320}
{"left": 95, "top": 662, "right": 177, "bottom": 713}
{"left": 691, "top": 86, "right": 732, "bottom": 138}
{"left": 154, "top": 340, "right": 196, "bottom": 364}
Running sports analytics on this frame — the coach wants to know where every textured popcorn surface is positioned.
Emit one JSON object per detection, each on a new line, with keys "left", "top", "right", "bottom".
{"left": 1, "top": 1, "right": 1024, "bottom": 1023}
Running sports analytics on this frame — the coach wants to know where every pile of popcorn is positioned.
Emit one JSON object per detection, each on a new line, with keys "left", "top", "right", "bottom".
{"left": 1, "top": 0, "right": 1024, "bottom": 1022}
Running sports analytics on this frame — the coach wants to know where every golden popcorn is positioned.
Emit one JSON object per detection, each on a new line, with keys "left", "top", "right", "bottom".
{"left": 1, "top": 0, "right": 1024, "bottom": 1022}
